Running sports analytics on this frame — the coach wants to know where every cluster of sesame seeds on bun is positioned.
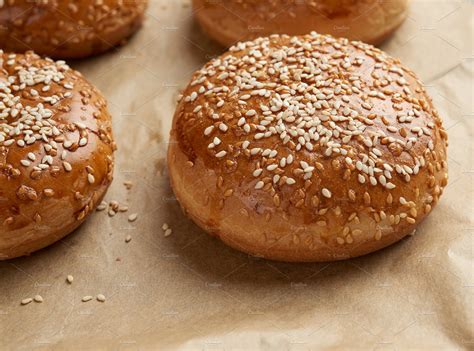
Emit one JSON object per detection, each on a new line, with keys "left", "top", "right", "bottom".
{"left": 0, "top": 51, "right": 89, "bottom": 176}
{"left": 1, "top": 53, "right": 74, "bottom": 167}
{"left": 179, "top": 33, "right": 445, "bottom": 192}
{"left": 0, "top": 50, "right": 115, "bottom": 259}
{"left": 170, "top": 32, "right": 448, "bottom": 257}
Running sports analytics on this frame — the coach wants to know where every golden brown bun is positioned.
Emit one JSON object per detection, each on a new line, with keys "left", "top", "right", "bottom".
{"left": 168, "top": 33, "right": 448, "bottom": 262}
{"left": 0, "top": 0, "right": 148, "bottom": 59}
{"left": 193, "top": 0, "right": 410, "bottom": 47}
{"left": 0, "top": 51, "right": 115, "bottom": 260}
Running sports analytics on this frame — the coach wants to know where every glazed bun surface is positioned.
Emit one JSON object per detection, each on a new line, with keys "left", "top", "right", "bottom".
{"left": 0, "top": 0, "right": 148, "bottom": 59}
{"left": 0, "top": 51, "right": 115, "bottom": 260}
{"left": 168, "top": 33, "right": 448, "bottom": 262}
{"left": 193, "top": 0, "right": 410, "bottom": 47}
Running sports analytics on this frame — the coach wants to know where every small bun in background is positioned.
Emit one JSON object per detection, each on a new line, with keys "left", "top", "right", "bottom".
{"left": 193, "top": 0, "right": 410, "bottom": 47}
{"left": 0, "top": 0, "right": 148, "bottom": 59}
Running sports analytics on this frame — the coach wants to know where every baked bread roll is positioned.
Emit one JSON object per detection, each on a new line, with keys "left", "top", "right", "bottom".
{"left": 193, "top": 0, "right": 410, "bottom": 47}
{"left": 0, "top": 0, "right": 148, "bottom": 59}
{"left": 0, "top": 51, "right": 115, "bottom": 260}
{"left": 168, "top": 33, "right": 448, "bottom": 262}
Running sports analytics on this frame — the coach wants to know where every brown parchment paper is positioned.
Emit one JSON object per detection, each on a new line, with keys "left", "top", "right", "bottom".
{"left": 1, "top": 0, "right": 473, "bottom": 350}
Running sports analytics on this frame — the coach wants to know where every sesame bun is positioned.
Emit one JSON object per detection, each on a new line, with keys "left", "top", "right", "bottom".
{"left": 193, "top": 0, "right": 410, "bottom": 47}
{"left": 0, "top": 0, "right": 148, "bottom": 59}
{"left": 0, "top": 51, "right": 115, "bottom": 260}
{"left": 168, "top": 33, "right": 448, "bottom": 262}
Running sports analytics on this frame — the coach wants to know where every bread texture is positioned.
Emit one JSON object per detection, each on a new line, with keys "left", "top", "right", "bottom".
{"left": 0, "top": 51, "right": 115, "bottom": 260}
{"left": 0, "top": 0, "right": 148, "bottom": 59}
{"left": 168, "top": 33, "right": 448, "bottom": 262}
{"left": 193, "top": 0, "right": 410, "bottom": 47}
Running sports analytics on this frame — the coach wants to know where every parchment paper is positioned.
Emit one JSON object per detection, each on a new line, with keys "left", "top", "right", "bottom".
{"left": 1, "top": 0, "right": 473, "bottom": 349}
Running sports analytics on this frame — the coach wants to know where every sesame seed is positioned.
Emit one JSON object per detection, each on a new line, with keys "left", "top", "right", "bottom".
{"left": 75, "top": 122, "right": 86, "bottom": 130}
{"left": 204, "top": 126, "right": 214, "bottom": 136}
{"left": 82, "top": 296, "right": 93, "bottom": 302}
{"left": 321, "top": 188, "right": 332, "bottom": 198}
{"left": 96, "top": 202, "right": 107, "bottom": 211}
{"left": 96, "top": 294, "right": 106, "bottom": 302}
{"left": 66, "top": 275, "right": 74, "bottom": 284}
{"left": 33, "top": 295, "right": 43, "bottom": 303}
{"left": 21, "top": 298, "right": 33, "bottom": 305}
{"left": 246, "top": 110, "right": 256, "bottom": 117}
{"left": 63, "top": 161, "right": 72, "bottom": 172}
{"left": 128, "top": 213, "right": 138, "bottom": 222}
{"left": 79, "top": 137, "right": 88, "bottom": 146}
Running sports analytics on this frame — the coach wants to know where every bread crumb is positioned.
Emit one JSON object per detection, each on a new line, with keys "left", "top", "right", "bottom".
{"left": 123, "top": 180, "right": 133, "bottom": 190}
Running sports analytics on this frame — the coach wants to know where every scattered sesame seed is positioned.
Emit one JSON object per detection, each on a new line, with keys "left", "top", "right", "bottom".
{"left": 82, "top": 296, "right": 93, "bottom": 302}
{"left": 96, "top": 294, "right": 106, "bottom": 302}
{"left": 66, "top": 275, "right": 74, "bottom": 284}
{"left": 21, "top": 298, "right": 33, "bottom": 305}
{"left": 96, "top": 202, "right": 107, "bottom": 211}
{"left": 128, "top": 213, "right": 138, "bottom": 222}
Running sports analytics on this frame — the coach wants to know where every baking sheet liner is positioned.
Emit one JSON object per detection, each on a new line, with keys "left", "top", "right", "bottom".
{"left": 0, "top": 0, "right": 473, "bottom": 349}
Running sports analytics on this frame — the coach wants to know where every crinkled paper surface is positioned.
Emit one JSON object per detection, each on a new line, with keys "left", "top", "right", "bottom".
{"left": 0, "top": 0, "right": 473, "bottom": 350}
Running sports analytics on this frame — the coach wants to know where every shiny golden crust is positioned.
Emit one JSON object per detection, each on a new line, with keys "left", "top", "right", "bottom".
{"left": 0, "top": 51, "right": 115, "bottom": 260}
{"left": 193, "top": 0, "right": 409, "bottom": 47}
{"left": 168, "top": 33, "right": 448, "bottom": 262}
{"left": 0, "top": 0, "right": 148, "bottom": 59}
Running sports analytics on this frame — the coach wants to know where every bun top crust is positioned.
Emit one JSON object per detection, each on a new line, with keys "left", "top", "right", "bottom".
{"left": 0, "top": 51, "right": 115, "bottom": 257}
{"left": 172, "top": 33, "right": 448, "bottom": 242}
{"left": 193, "top": 0, "right": 410, "bottom": 46}
{"left": 0, "top": 0, "right": 148, "bottom": 58}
